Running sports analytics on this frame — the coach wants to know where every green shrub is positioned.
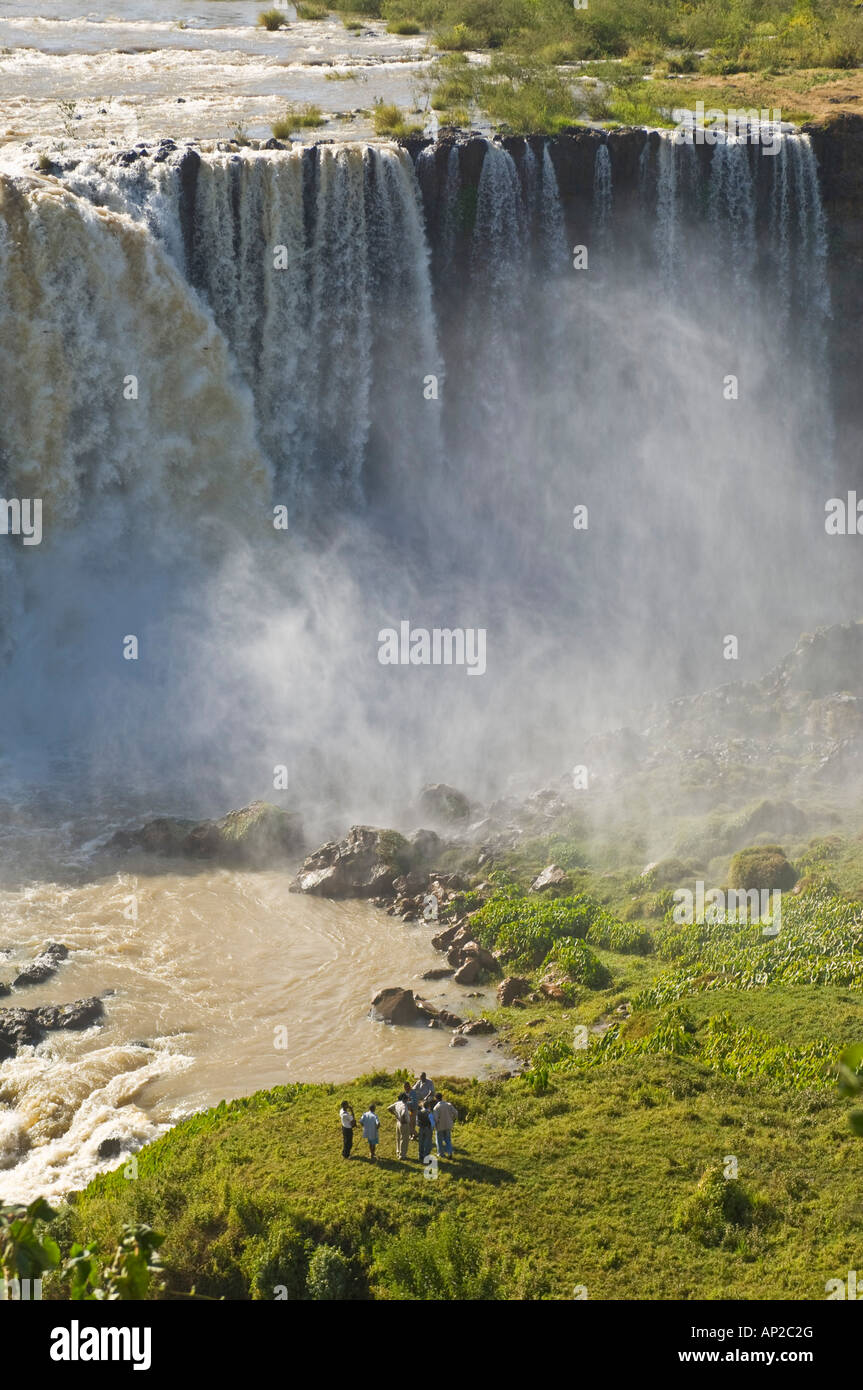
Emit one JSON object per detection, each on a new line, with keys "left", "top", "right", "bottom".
{"left": 376, "top": 1216, "right": 503, "bottom": 1299}
{"left": 547, "top": 936, "right": 612, "bottom": 990}
{"left": 387, "top": 17, "right": 421, "bottom": 32}
{"left": 470, "top": 893, "right": 617, "bottom": 968}
{"left": 247, "top": 1219, "right": 310, "bottom": 1300}
{"left": 729, "top": 846, "right": 798, "bottom": 893}
{"left": 306, "top": 1244, "right": 352, "bottom": 1299}
{"left": 673, "top": 1165, "right": 754, "bottom": 1248}
{"left": 296, "top": 2, "right": 329, "bottom": 15}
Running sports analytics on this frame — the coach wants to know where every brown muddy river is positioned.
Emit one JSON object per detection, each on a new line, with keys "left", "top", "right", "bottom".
{"left": 0, "top": 857, "right": 506, "bottom": 1202}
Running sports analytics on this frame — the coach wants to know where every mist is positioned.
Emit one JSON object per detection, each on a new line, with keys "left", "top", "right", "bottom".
{"left": 0, "top": 133, "right": 860, "bottom": 844}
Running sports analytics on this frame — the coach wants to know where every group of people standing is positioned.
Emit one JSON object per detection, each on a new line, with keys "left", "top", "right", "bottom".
{"left": 338, "top": 1073, "right": 459, "bottom": 1164}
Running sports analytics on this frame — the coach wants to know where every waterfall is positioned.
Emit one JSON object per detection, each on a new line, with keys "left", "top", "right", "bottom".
{"left": 0, "top": 130, "right": 841, "bottom": 803}
{"left": 592, "top": 142, "right": 613, "bottom": 236}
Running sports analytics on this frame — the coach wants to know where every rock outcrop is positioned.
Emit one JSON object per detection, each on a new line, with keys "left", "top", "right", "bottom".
{"left": 497, "top": 975, "right": 531, "bottom": 1006}
{"left": 111, "top": 801, "right": 303, "bottom": 866}
{"left": 295, "top": 826, "right": 406, "bottom": 898}
{"left": 13, "top": 942, "right": 69, "bottom": 988}
{"left": 0, "top": 997, "right": 104, "bottom": 1061}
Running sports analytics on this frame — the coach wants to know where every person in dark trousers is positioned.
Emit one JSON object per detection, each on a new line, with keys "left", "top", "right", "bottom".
{"left": 418, "top": 1099, "right": 436, "bottom": 1163}
{"left": 339, "top": 1100, "right": 356, "bottom": 1158}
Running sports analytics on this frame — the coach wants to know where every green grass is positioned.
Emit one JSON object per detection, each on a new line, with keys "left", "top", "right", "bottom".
{"left": 296, "top": 2, "right": 329, "bottom": 15}
{"left": 53, "top": 1052, "right": 861, "bottom": 1299}
{"left": 387, "top": 17, "right": 422, "bottom": 32}
{"left": 259, "top": 7, "right": 288, "bottom": 28}
{"left": 271, "top": 103, "right": 325, "bottom": 137}
{"left": 44, "top": 811, "right": 863, "bottom": 1301}
{"left": 372, "top": 100, "right": 424, "bottom": 137}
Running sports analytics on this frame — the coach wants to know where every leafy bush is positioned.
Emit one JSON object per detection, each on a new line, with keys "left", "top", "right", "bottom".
{"left": 469, "top": 893, "right": 617, "bottom": 968}
{"left": 546, "top": 936, "right": 611, "bottom": 990}
{"left": 673, "top": 1165, "right": 754, "bottom": 1248}
{"left": 729, "top": 845, "right": 797, "bottom": 893}
{"left": 387, "top": 17, "right": 421, "bottom": 31}
{"left": 247, "top": 1219, "right": 310, "bottom": 1299}
{"left": 586, "top": 918, "right": 653, "bottom": 955}
{"left": 376, "top": 1216, "right": 503, "bottom": 1299}
{"left": 306, "top": 1244, "right": 352, "bottom": 1299}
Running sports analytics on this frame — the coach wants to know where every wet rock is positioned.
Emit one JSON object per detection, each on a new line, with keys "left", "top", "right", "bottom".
{"left": 422, "top": 967, "right": 454, "bottom": 980}
{"left": 498, "top": 975, "right": 531, "bottom": 1006}
{"left": 417, "top": 783, "right": 472, "bottom": 825}
{"left": 370, "top": 987, "right": 423, "bottom": 1026}
{"left": 462, "top": 941, "right": 498, "bottom": 971}
{"left": 454, "top": 958, "right": 480, "bottom": 985}
{"left": 410, "top": 828, "right": 443, "bottom": 863}
{"left": 0, "top": 997, "right": 104, "bottom": 1061}
{"left": 432, "top": 922, "right": 462, "bottom": 952}
{"left": 530, "top": 864, "right": 571, "bottom": 893}
{"left": 97, "top": 1137, "right": 125, "bottom": 1160}
{"left": 294, "top": 826, "right": 404, "bottom": 898}
{"left": 456, "top": 1018, "right": 496, "bottom": 1036}
{"left": 111, "top": 802, "right": 304, "bottom": 867}
{"left": 436, "top": 1009, "right": 464, "bottom": 1028}
{"left": 449, "top": 1034, "right": 469, "bottom": 1047}
{"left": 13, "top": 942, "right": 69, "bottom": 988}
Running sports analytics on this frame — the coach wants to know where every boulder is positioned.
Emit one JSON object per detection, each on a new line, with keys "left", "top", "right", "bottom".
{"left": 183, "top": 802, "right": 304, "bottom": 865}
{"left": 97, "top": 1137, "right": 125, "bottom": 1160}
{"left": 294, "top": 826, "right": 405, "bottom": 898}
{"left": 410, "top": 829, "right": 443, "bottom": 863}
{"left": 539, "top": 982, "right": 567, "bottom": 1003}
{"left": 0, "top": 997, "right": 104, "bottom": 1061}
{"left": 530, "top": 864, "right": 571, "bottom": 893}
{"left": 436, "top": 1009, "right": 464, "bottom": 1028}
{"left": 110, "top": 817, "right": 195, "bottom": 855}
{"left": 432, "top": 922, "right": 463, "bottom": 952}
{"left": 449, "top": 1034, "right": 469, "bottom": 1047}
{"left": 370, "top": 987, "right": 423, "bottom": 1026}
{"left": 422, "top": 967, "right": 454, "bottom": 980}
{"left": 417, "top": 784, "right": 472, "bottom": 825}
{"left": 13, "top": 942, "right": 69, "bottom": 988}
{"left": 454, "top": 958, "right": 480, "bottom": 985}
{"left": 498, "top": 975, "right": 531, "bottom": 1006}
{"left": 110, "top": 802, "right": 303, "bottom": 866}
{"left": 462, "top": 941, "right": 498, "bottom": 971}
{"left": 456, "top": 1018, "right": 496, "bottom": 1036}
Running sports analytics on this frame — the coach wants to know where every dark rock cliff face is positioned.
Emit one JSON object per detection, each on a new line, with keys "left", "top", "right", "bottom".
{"left": 806, "top": 115, "right": 863, "bottom": 473}
{"left": 411, "top": 122, "right": 863, "bottom": 482}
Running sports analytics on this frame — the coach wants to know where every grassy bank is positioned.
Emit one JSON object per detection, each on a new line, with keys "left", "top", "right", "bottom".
{"left": 41, "top": 820, "right": 863, "bottom": 1300}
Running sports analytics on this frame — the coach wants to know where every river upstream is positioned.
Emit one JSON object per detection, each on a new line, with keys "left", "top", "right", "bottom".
{"left": 0, "top": 0, "right": 446, "bottom": 143}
